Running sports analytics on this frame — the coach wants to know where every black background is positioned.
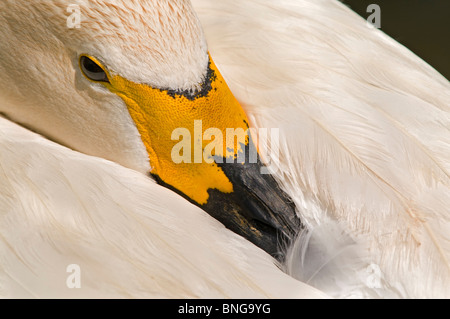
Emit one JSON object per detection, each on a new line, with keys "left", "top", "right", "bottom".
{"left": 341, "top": 0, "right": 450, "bottom": 81}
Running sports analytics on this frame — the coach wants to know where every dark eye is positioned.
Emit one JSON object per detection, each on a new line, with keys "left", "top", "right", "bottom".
{"left": 80, "top": 56, "right": 109, "bottom": 83}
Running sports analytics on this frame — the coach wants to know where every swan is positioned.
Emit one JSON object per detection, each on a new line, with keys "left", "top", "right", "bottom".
{"left": 0, "top": 0, "right": 449, "bottom": 298}
{"left": 0, "top": 116, "right": 328, "bottom": 298}
{"left": 0, "top": 0, "right": 321, "bottom": 298}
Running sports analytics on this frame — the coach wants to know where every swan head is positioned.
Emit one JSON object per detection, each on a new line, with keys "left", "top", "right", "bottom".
{"left": 0, "top": 0, "right": 300, "bottom": 257}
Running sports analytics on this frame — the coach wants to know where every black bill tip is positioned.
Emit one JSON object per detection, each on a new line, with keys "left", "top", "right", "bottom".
{"left": 203, "top": 156, "right": 302, "bottom": 260}
{"left": 152, "top": 138, "right": 302, "bottom": 261}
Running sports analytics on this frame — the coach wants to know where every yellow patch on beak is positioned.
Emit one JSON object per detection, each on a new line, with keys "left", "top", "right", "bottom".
{"left": 95, "top": 54, "right": 250, "bottom": 205}
{"left": 80, "top": 54, "right": 302, "bottom": 257}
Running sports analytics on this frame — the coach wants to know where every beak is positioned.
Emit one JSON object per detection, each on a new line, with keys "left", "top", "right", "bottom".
{"left": 99, "top": 53, "right": 302, "bottom": 258}
{"left": 154, "top": 136, "right": 302, "bottom": 258}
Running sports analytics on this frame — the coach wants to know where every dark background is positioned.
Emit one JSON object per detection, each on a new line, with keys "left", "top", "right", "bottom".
{"left": 340, "top": 0, "right": 450, "bottom": 81}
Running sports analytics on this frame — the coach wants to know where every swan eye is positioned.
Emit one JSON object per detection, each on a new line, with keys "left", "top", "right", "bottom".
{"left": 80, "top": 56, "right": 109, "bottom": 83}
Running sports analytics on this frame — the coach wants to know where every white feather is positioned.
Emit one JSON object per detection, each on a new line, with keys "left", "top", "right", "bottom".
{"left": 192, "top": 0, "right": 450, "bottom": 298}
{"left": 0, "top": 0, "right": 449, "bottom": 299}
{"left": 0, "top": 117, "right": 326, "bottom": 299}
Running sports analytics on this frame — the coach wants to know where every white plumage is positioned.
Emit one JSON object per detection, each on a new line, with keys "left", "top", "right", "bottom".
{"left": 1, "top": 0, "right": 449, "bottom": 298}
{"left": 0, "top": 117, "right": 325, "bottom": 298}
{"left": 193, "top": 0, "right": 450, "bottom": 298}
